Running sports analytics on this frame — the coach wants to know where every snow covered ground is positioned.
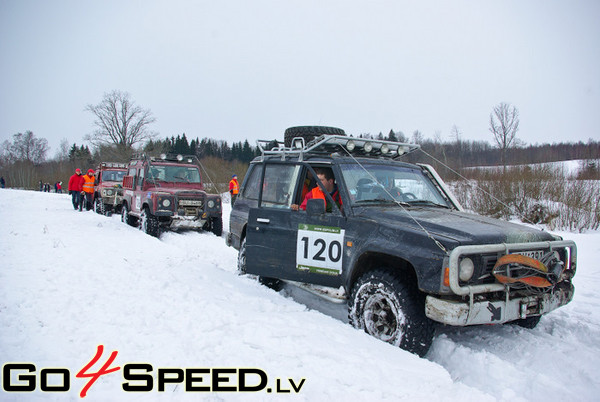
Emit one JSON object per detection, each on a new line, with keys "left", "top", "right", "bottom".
{"left": 1, "top": 188, "right": 599, "bottom": 401}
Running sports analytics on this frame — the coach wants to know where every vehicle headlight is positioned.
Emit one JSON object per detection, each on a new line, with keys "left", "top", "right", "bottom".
{"left": 162, "top": 199, "right": 171, "bottom": 207}
{"left": 106, "top": 189, "right": 113, "bottom": 196}
{"left": 208, "top": 200, "right": 215, "bottom": 208}
{"left": 459, "top": 258, "right": 475, "bottom": 281}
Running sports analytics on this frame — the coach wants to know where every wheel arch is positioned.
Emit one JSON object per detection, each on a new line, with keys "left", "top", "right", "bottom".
{"left": 347, "top": 252, "right": 419, "bottom": 293}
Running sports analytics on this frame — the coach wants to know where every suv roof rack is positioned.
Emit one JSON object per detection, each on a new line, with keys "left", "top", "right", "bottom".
{"left": 130, "top": 153, "right": 199, "bottom": 164}
{"left": 256, "top": 135, "right": 420, "bottom": 161}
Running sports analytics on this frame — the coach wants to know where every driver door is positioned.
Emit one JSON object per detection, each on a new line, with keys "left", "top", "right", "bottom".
{"left": 245, "top": 164, "right": 346, "bottom": 288}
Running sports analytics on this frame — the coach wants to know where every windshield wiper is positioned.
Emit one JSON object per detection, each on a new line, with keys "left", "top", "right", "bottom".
{"left": 406, "top": 200, "right": 451, "bottom": 209}
{"left": 355, "top": 199, "right": 409, "bottom": 207}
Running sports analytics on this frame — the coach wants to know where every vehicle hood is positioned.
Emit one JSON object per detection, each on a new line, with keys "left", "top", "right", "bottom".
{"left": 146, "top": 186, "right": 206, "bottom": 197}
{"left": 357, "top": 206, "right": 555, "bottom": 246}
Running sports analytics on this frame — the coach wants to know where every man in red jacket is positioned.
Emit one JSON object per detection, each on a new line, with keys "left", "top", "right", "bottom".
{"left": 68, "top": 168, "right": 85, "bottom": 211}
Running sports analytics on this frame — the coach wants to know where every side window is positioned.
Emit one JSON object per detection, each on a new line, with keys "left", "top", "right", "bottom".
{"left": 128, "top": 167, "right": 137, "bottom": 188}
{"left": 242, "top": 165, "right": 262, "bottom": 200}
{"left": 139, "top": 166, "right": 145, "bottom": 188}
{"left": 262, "top": 164, "right": 300, "bottom": 208}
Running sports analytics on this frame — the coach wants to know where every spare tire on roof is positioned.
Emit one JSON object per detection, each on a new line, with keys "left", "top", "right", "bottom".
{"left": 284, "top": 126, "right": 346, "bottom": 147}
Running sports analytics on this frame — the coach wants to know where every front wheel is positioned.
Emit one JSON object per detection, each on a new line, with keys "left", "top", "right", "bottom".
{"left": 210, "top": 217, "right": 223, "bottom": 237}
{"left": 121, "top": 203, "right": 137, "bottom": 227}
{"left": 94, "top": 197, "right": 106, "bottom": 215}
{"left": 348, "top": 269, "right": 435, "bottom": 357}
{"left": 140, "top": 207, "right": 160, "bottom": 237}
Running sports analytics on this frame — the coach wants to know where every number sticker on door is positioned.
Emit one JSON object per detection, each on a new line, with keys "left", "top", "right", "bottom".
{"left": 296, "top": 224, "right": 345, "bottom": 275}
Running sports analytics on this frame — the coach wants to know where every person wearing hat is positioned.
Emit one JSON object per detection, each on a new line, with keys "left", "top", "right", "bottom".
{"left": 82, "top": 169, "right": 96, "bottom": 211}
{"left": 68, "top": 168, "right": 85, "bottom": 211}
{"left": 229, "top": 174, "right": 239, "bottom": 205}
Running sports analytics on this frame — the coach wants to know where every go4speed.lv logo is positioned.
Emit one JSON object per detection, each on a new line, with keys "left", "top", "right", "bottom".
{"left": 2, "top": 345, "right": 306, "bottom": 397}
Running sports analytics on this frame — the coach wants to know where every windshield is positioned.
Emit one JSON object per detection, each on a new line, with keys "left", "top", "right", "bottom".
{"left": 101, "top": 170, "right": 127, "bottom": 182}
{"left": 147, "top": 164, "right": 202, "bottom": 184}
{"left": 339, "top": 163, "right": 451, "bottom": 208}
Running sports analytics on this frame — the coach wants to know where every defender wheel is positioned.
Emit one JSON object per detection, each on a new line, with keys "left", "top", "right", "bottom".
{"left": 121, "top": 203, "right": 137, "bottom": 227}
{"left": 237, "top": 237, "right": 247, "bottom": 275}
{"left": 349, "top": 269, "right": 435, "bottom": 357}
{"left": 94, "top": 197, "right": 106, "bottom": 215}
{"left": 140, "top": 207, "right": 160, "bottom": 237}
{"left": 511, "top": 315, "right": 541, "bottom": 329}
{"left": 284, "top": 126, "right": 346, "bottom": 147}
{"left": 210, "top": 217, "right": 223, "bottom": 237}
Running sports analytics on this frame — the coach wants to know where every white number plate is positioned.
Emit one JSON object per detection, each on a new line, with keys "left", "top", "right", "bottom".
{"left": 517, "top": 250, "right": 546, "bottom": 261}
{"left": 296, "top": 224, "right": 345, "bottom": 275}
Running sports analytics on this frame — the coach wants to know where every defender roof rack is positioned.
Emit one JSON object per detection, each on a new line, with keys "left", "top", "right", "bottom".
{"left": 130, "top": 153, "right": 199, "bottom": 164}
{"left": 256, "top": 135, "right": 420, "bottom": 161}
{"left": 99, "top": 162, "right": 128, "bottom": 169}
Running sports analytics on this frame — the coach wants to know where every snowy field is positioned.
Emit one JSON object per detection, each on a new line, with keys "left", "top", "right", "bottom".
{"left": 1, "top": 188, "right": 599, "bottom": 401}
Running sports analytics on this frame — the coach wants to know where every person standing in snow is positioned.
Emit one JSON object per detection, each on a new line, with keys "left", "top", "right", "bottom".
{"left": 229, "top": 174, "right": 239, "bottom": 205}
{"left": 68, "top": 168, "right": 85, "bottom": 211}
{"left": 82, "top": 169, "right": 96, "bottom": 211}
{"left": 0, "top": 176, "right": 5, "bottom": 188}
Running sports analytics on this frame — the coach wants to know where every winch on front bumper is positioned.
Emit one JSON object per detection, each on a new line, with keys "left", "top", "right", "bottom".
{"left": 425, "top": 240, "right": 577, "bottom": 326}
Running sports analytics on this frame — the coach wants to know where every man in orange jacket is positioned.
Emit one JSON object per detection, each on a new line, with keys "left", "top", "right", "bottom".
{"left": 293, "top": 168, "right": 342, "bottom": 212}
{"left": 82, "top": 169, "right": 96, "bottom": 211}
{"left": 229, "top": 174, "right": 239, "bottom": 205}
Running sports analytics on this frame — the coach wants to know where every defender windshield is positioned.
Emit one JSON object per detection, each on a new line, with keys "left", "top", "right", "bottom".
{"left": 147, "top": 164, "right": 202, "bottom": 184}
{"left": 339, "top": 163, "right": 451, "bottom": 208}
{"left": 101, "top": 170, "right": 127, "bottom": 182}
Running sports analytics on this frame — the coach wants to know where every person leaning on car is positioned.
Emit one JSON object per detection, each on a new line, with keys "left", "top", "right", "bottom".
{"left": 291, "top": 168, "right": 342, "bottom": 212}
{"left": 68, "top": 168, "right": 85, "bottom": 211}
{"left": 81, "top": 169, "right": 96, "bottom": 211}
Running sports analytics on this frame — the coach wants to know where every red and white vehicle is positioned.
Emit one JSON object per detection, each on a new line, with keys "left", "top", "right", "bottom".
{"left": 121, "top": 153, "right": 222, "bottom": 237}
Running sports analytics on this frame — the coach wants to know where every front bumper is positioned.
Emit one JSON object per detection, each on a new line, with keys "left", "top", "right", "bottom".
{"left": 101, "top": 195, "right": 123, "bottom": 208}
{"left": 425, "top": 281, "right": 574, "bottom": 325}
{"left": 169, "top": 215, "right": 208, "bottom": 230}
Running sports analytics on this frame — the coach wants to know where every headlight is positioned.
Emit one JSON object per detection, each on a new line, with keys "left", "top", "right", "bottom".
{"left": 208, "top": 200, "right": 215, "bottom": 208}
{"left": 459, "top": 258, "right": 475, "bottom": 281}
{"left": 162, "top": 199, "right": 171, "bottom": 208}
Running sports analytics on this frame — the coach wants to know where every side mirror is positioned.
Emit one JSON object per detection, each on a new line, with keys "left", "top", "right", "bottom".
{"left": 306, "top": 198, "right": 325, "bottom": 216}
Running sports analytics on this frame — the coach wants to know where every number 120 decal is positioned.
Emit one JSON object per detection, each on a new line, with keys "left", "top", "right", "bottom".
{"left": 296, "top": 224, "right": 345, "bottom": 275}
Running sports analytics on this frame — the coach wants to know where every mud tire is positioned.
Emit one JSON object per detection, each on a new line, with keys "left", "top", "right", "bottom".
{"left": 210, "top": 217, "right": 223, "bottom": 237}
{"left": 94, "top": 197, "right": 106, "bottom": 215}
{"left": 348, "top": 269, "right": 435, "bottom": 357}
{"left": 284, "top": 126, "right": 346, "bottom": 147}
{"left": 121, "top": 203, "right": 138, "bottom": 227}
{"left": 237, "top": 237, "right": 247, "bottom": 275}
{"left": 140, "top": 207, "right": 160, "bottom": 237}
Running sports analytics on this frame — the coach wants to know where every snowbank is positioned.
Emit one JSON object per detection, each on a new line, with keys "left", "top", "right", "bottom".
{"left": 1, "top": 188, "right": 598, "bottom": 401}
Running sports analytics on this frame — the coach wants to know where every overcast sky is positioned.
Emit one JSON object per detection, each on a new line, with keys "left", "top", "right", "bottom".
{"left": 1, "top": 0, "right": 599, "bottom": 157}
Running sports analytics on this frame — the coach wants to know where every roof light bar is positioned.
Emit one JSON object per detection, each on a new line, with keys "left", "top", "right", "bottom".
{"left": 256, "top": 135, "right": 419, "bottom": 159}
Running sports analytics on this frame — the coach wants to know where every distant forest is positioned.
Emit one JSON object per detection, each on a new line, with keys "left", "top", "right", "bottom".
{"left": 144, "top": 130, "right": 600, "bottom": 168}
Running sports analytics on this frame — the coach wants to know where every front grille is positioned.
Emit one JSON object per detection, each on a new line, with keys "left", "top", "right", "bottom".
{"left": 477, "top": 255, "right": 499, "bottom": 284}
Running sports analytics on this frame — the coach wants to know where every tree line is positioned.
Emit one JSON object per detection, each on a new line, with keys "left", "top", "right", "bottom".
{"left": 2, "top": 91, "right": 598, "bottom": 190}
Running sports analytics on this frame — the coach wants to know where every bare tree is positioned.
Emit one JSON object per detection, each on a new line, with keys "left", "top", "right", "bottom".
{"left": 85, "top": 90, "right": 156, "bottom": 148}
{"left": 489, "top": 102, "right": 520, "bottom": 172}
{"left": 411, "top": 130, "right": 424, "bottom": 144}
{"left": 3, "top": 131, "right": 49, "bottom": 164}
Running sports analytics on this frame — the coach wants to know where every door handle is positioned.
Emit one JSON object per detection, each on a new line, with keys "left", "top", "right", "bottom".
{"left": 256, "top": 218, "right": 270, "bottom": 224}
